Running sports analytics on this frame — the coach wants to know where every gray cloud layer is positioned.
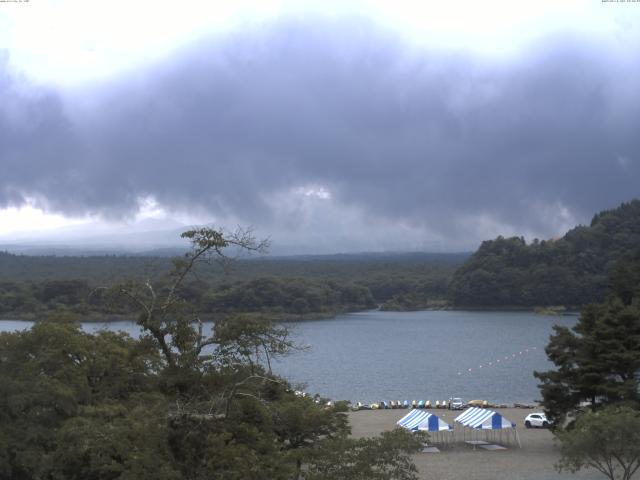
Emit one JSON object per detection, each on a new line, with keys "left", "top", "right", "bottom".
{"left": 1, "top": 18, "right": 639, "bottom": 250}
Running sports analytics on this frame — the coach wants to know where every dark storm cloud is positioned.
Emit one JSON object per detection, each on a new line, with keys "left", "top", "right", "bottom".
{"left": 0, "top": 56, "right": 81, "bottom": 209}
{"left": 1, "top": 18, "right": 639, "bottom": 245}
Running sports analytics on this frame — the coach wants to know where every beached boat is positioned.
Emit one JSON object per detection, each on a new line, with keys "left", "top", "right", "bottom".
{"left": 354, "top": 401, "right": 372, "bottom": 410}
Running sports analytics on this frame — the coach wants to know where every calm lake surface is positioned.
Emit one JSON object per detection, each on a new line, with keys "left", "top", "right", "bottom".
{"left": 0, "top": 310, "right": 576, "bottom": 404}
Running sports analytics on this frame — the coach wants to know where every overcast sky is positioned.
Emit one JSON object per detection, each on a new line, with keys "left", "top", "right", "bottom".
{"left": 1, "top": 1, "right": 639, "bottom": 253}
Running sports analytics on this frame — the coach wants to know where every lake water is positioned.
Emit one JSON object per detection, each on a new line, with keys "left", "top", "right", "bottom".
{"left": 0, "top": 310, "right": 576, "bottom": 404}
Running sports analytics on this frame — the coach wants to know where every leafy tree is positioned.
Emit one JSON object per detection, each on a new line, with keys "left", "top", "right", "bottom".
{"left": 37, "top": 279, "right": 90, "bottom": 305}
{"left": 51, "top": 401, "right": 182, "bottom": 480}
{"left": 213, "top": 314, "right": 297, "bottom": 374}
{"left": 534, "top": 256, "right": 640, "bottom": 426}
{"left": 302, "top": 428, "right": 426, "bottom": 480}
{"left": 556, "top": 406, "right": 640, "bottom": 480}
{"left": 0, "top": 227, "right": 427, "bottom": 479}
{"left": 203, "top": 276, "right": 376, "bottom": 317}
{"left": 0, "top": 321, "right": 161, "bottom": 480}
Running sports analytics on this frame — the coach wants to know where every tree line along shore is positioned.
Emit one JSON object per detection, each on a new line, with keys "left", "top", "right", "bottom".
{"left": 1, "top": 199, "right": 640, "bottom": 322}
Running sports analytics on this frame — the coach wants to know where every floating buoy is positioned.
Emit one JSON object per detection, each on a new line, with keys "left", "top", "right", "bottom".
{"left": 456, "top": 345, "right": 543, "bottom": 377}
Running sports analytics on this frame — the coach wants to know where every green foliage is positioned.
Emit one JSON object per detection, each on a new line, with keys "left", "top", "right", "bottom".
{"left": 272, "top": 395, "right": 349, "bottom": 450}
{"left": 204, "top": 277, "right": 376, "bottom": 316}
{"left": 213, "top": 315, "right": 297, "bottom": 374}
{"left": 556, "top": 406, "right": 640, "bottom": 480}
{"left": 0, "top": 251, "right": 171, "bottom": 284}
{"left": 0, "top": 250, "right": 462, "bottom": 320}
{"left": 535, "top": 254, "right": 640, "bottom": 426}
{"left": 0, "top": 228, "right": 425, "bottom": 479}
{"left": 51, "top": 401, "right": 182, "bottom": 480}
{"left": 379, "top": 292, "right": 447, "bottom": 311}
{"left": 302, "top": 428, "right": 426, "bottom": 480}
{"left": 450, "top": 199, "right": 640, "bottom": 307}
{"left": 0, "top": 322, "right": 162, "bottom": 480}
{"left": 37, "top": 279, "right": 90, "bottom": 305}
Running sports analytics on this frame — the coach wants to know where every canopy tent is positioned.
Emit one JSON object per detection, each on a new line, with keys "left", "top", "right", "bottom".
{"left": 454, "top": 407, "right": 520, "bottom": 448}
{"left": 454, "top": 407, "right": 515, "bottom": 430}
{"left": 397, "top": 409, "right": 453, "bottom": 432}
{"left": 397, "top": 409, "right": 453, "bottom": 444}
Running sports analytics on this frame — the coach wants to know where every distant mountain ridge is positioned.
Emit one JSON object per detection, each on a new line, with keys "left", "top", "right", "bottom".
{"left": 449, "top": 199, "right": 640, "bottom": 307}
{"left": 0, "top": 248, "right": 467, "bottom": 284}
{"left": 262, "top": 251, "right": 469, "bottom": 263}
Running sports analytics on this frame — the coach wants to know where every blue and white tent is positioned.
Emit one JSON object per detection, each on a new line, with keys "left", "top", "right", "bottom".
{"left": 397, "top": 409, "right": 453, "bottom": 432}
{"left": 454, "top": 407, "right": 521, "bottom": 448}
{"left": 397, "top": 409, "right": 453, "bottom": 444}
{"left": 454, "top": 407, "right": 515, "bottom": 430}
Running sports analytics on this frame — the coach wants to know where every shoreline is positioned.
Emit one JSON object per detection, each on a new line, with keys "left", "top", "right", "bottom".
{"left": 0, "top": 305, "right": 581, "bottom": 323}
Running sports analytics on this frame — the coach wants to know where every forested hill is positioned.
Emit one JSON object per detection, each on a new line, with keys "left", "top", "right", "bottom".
{"left": 0, "top": 250, "right": 466, "bottom": 320}
{"left": 449, "top": 200, "right": 640, "bottom": 308}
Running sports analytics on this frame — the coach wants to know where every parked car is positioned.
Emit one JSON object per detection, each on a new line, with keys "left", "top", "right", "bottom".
{"left": 524, "top": 412, "right": 551, "bottom": 428}
{"left": 449, "top": 397, "right": 464, "bottom": 410}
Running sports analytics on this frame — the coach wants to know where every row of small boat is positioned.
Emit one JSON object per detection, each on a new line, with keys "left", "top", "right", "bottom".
{"left": 352, "top": 399, "right": 452, "bottom": 411}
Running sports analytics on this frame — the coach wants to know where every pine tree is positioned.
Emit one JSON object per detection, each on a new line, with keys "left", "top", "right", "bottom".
{"left": 535, "top": 255, "right": 640, "bottom": 426}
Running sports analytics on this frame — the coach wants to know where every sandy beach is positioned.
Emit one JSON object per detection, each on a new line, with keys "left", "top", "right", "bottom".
{"left": 348, "top": 408, "right": 603, "bottom": 480}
